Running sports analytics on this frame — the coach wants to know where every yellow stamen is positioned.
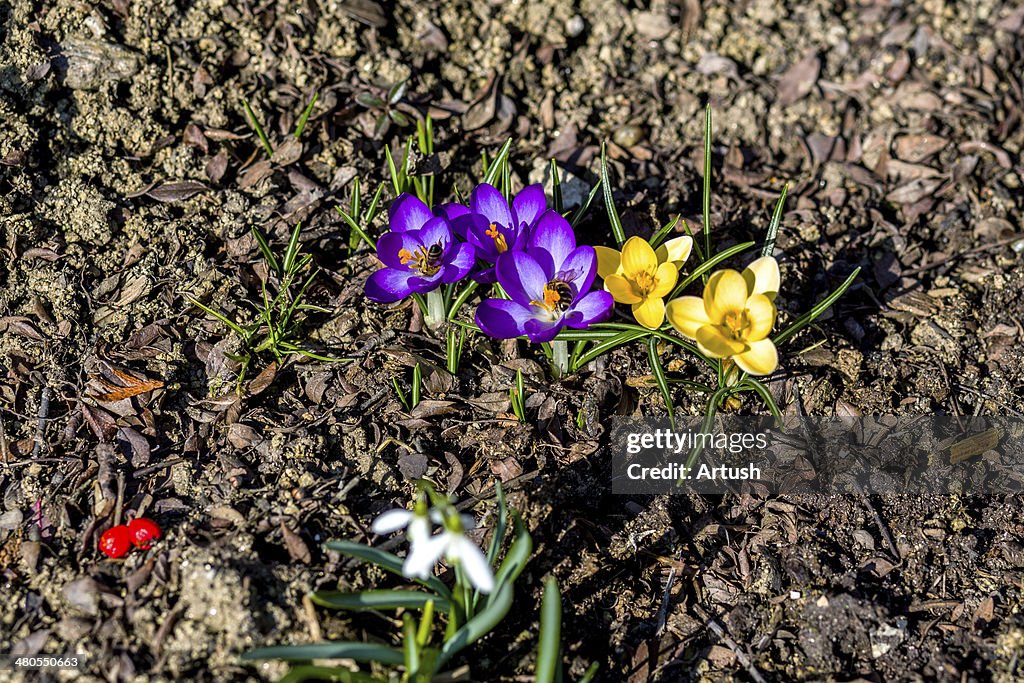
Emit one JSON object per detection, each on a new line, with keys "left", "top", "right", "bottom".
{"left": 633, "top": 270, "right": 656, "bottom": 295}
{"left": 722, "top": 310, "right": 750, "bottom": 340}
{"left": 485, "top": 223, "right": 508, "bottom": 253}
{"left": 399, "top": 244, "right": 442, "bottom": 276}
{"left": 530, "top": 285, "right": 562, "bottom": 313}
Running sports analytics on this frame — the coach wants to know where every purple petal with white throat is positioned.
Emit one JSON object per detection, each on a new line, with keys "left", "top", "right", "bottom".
{"left": 471, "top": 183, "right": 514, "bottom": 229}
{"left": 558, "top": 246, "right": 597, "bottom": 294}
{"left": 513, "top": 184, "right": 547, "bottom": 230}
{"left": 528, "top": 210, "right": 576, "bottom": 275}
{"left": 389, "top": 193, "right": 434, "bottom": 232}
{"left": 441, "top": 242, "right": 476, "bottom": 283}
{"left": 523, "top": 316, "right": 563, "bottom": 343}
{"left": 376, "top": 231, "right": 420, "bottom": 270}
{"left": 566, "top": 290, "right": 614, "bottom": 327}
{"left": 417, "top": 216, "right": 453, "bottom": 250}
{"left": 495, "top": 251, "right": 548, "bottom": 305}
{"left": 365, "top": 268, "right": 418, "bottom": 303}
{"left": 476, "top": 299, "right": 530, "bottom": 339}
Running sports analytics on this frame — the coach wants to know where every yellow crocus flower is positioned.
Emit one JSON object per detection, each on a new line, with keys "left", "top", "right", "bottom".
{"left": 666, "top": 256, "right": 780, "bottom": 375}
{"left": 594, "top": 236, "right": 693, "bottom": 329}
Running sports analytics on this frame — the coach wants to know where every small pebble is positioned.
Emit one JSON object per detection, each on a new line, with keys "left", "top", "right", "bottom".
{"left": 613, "top": 125, "right": 645, "bottom": 148}
{"left": 790, "top": 590, "right": 802, "bottom": 600}
{"left": 565, "top": 15, "right": 585, "bottom": 38}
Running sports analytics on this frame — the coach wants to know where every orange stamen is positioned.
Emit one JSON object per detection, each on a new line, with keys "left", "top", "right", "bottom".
{"left": 485, "top": 223, "right": 508, "bottom": 253}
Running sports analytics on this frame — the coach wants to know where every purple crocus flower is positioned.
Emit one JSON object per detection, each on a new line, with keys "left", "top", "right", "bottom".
{"left": 453, "top": 183, "right": 547, "bottom": 283}
{"left": 475, "top": 210, "right": 613, "bottom": 343}
{"left": 365, "top": 214, "right": 475, "bottom": 303}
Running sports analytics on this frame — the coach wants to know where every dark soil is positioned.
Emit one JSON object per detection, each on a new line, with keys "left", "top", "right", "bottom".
{"left": 2, "top": 0, "right": 1024, "bottom": 681}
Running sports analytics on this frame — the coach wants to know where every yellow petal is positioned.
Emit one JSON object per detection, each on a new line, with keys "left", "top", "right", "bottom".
{"left": 632, "top": 297, "right": 665, "bottom": 329}
{"left": 604, "top": 273, "right": 642, "bottom": 304}
{"left": 703, "top": 269, "right": 748, "bottom": 322}
{"left": 695, "top": 325, "right": 747, "bottom": 357}
{"left": 733, "top": 338, "right": 778, "bottom": 375}
{"left": 742, "top": 256, "right": 780, "bottom": 301}
{"left": 744, "top": 294, "right": 776, "bottom": 341}
{"left": 594, "top": 246, "right": 622, "bottom": 279}
{"left": 666, "top": 296, "right": 710, "bottom": 339}
{"left": 620, "top": 237, "right": 658, "bottom": 278}
{"left": 655, "top": 235, "right": 693, "bottom": 266}
{"left": 649, "top": 261, "right": 678, "bottom": 298}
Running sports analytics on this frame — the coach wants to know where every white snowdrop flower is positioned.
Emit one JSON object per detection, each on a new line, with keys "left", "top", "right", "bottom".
{"left": 371, "top": 508, "right": 431, "bottom": 543}
{"left": 403, "top": 513, "right": 495, "bottom": 594}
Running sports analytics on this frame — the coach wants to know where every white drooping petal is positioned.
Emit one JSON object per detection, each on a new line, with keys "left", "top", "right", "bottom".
{"left": 371, "top": 509, "right": 414, "bottom": 535}
{"left": 458, "top": 514, "right": 476, "bottom": 531}
{"left": 402, "top": 533, "right": 448, "bottom": 580}
{"left": 407, "top": 514, "right": 431, "bottom": 543}
{"left": 448, "top": 536, "right": 495, "bottom": 594}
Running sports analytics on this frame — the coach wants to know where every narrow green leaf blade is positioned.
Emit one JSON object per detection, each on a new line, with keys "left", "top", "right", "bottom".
{"left": 647, "top": 336, "right": 675, "bottom": 428}
{"left": 324, "top": 540, "right": 452, "bottom": 599}
{"left": 535, "top": 577, "right": 563, "bottom": 683}
{"left": 482, "top": 138, "right": 513, "bottom": 186}
{"left": 773, "top": 267, "right": 861, "bottom": 346}
{"left": 762, "top": 183, "right": 789, "bottom": 257}
{"left": 600, "top": 142, "right": 625, "bottom": 247}
{"left": 310, "top": 590, "right": 451, "bottom": 613}
{"left": 435, "top": 582, "right": 514, "bottom": 669}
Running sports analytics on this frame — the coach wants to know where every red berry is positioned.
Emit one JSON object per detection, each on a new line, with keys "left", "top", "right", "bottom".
{"left": 127, "top": 518, "right": 162, "bottom": 549}
{"left": 99, "top": 526, "right": 131, "bottom": 558}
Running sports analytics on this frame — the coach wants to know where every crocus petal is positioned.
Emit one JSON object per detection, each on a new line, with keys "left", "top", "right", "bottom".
{"left": 370, "top": 509, "right": 413, "bottom": 535}
{"left": 565, "top": 290, "right": 614, "bottom": 328}
{"left": 466, "top": 214, "right": 516, "bottom": 262}
{"left": 744, "top": 294, "right": 776, "bottom": 340}
{"left": 620, "top": 237, "right": 658, "bottom": 278}
{"left": 656, "top": 236, "right": 693, "bottom": 266}
{"left": 471, "top": 183, "right": 514, "bottom": 229}
{"left": 402, "top": 533, "right": 448, "bottom": 580}
{"left": 365, "top": 268, "right": 418, "bottom": 303}
{"left": 650, "top": 261, "right": 678, "bottom": 298}
{"left": 666, "top": 296, "right": 710, "bottom": 338}
{"left": 441, "top": 242, "right": 476, "bottom": 283}
{"left": 523, "top": 316, "right": 563, "bottom": 343}
{"left": 448, "top": 212, "right": 480, "bottom": 240}
{"left": 495, "top": 251, "right": 548, "bottom": 305}
{"left": 703, "top": 269, "right": 749, "bottom": 322}
{"left": 558, "top": 246, "right": 597, "bottom": 295}
{"left": 449, "top": 537, "right": 495, "bottom": 594}
{"left": 471, "top": 266, "right": 498, "bottom": 284}
{"left": 436, "top": 202, "right": 470, "bottom": 222}
{"left": 527, "top": 210, "right": 576, "bottom": 275}
{"left": 406, "top": 272, "right": 445, "bottom": 294}
{"left": 595, "top": 246, "right": 622, "bottom": 278}
{"left": 512, "top": 184, "right": 547, "bottom": 230}
{"left": 605, "top": 273, "right": 642, "bottom": 304}
{"left": 734, "top": 338, "right": 779, "bottom": 376}
{"left": 632, "top": 297, "right": 666, "bottom": 329}
{"left": 695, "top": 325, "right": 747, "bottom": 358}
{"left": 376, "top": 231, "right": 421, "bottom": 270}
{"left": 417, "top": 216, "right": 453, "bottom": 251}
{"left": 742, "top": 256, "right": 780, "bottom": 300}
{"left": 389, "top": 193, "right": 434, "bottom": 232}
{"left": 476, "top": 299, "right": 530, "bottom": 339}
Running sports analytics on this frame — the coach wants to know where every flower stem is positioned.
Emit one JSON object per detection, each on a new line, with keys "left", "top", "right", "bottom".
{"left": 424, "top": 289, "right": 445, "bottom": 329}
{"left": 551, "top": 340, "right": 569, "bottom": 378}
